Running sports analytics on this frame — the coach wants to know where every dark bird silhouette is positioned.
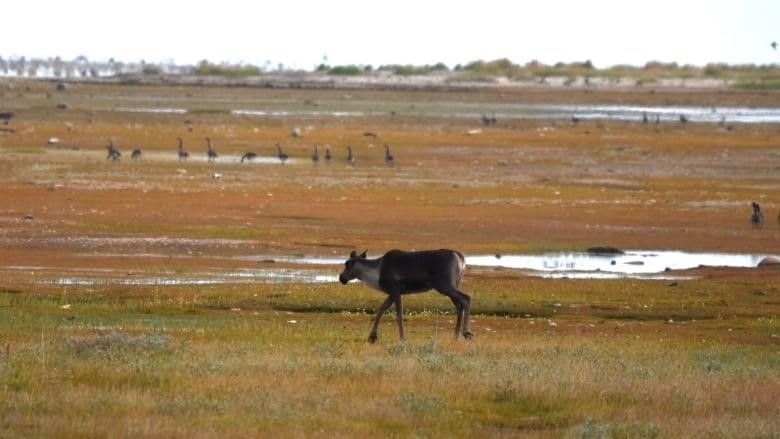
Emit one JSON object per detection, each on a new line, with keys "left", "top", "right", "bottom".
{"left": 276, "top": 143, "right": 288, "bottom": 164}
{"left": 346, "top": 146, "right": 355, "bottom": 166}
{"left": 312, "top": 144, "right": 320, "bottom": 163}
{"left": 177, "top": 137, "right": 189, "bottom": 161}
{"left": 240, "top": 152, "right": 257, "bottom": 163}
{"left": 206, "top": 137, "right": 218, "bottom": 162}
{"left": 772, "top": 41, "right": 778, "bottom": 50}
{"left": 481, "top": 113, "right": 497, "bottom": 125}
{"left": 679, "top": 114, "right": 689, "bottom": 123}
{"left": 105, "top": 141, "right": 121, "bottom": 161}
{"left": 131, "top": 149, "right": 142, "bottom": 159}
{"left": 0, "top": 111, "right": 14, "bottom": 125}
{"left": 384, "top": 144, "right": 394, "bottom": 167}
{"left": 751, "top": 202, "right": 764, "bottom": 229}
{"left": 324, "top": 146, "right": 332, "bottom": 162}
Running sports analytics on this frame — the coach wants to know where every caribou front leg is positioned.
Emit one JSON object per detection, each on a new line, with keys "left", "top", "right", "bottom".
{"left": 369, "top": 296, "right": 394, "bottom": 343}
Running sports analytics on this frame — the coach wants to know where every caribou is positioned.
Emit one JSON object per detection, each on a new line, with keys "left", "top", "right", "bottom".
{"left": 339, "top": 249, "right": 473, "bottom": 343}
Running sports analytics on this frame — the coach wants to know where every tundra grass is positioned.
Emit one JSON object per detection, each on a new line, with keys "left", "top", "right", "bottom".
{"left": 1, "top": 274, "right": 778, "bottom": 438}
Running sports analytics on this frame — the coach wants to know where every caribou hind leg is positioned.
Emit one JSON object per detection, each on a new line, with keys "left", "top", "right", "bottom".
{"left": 441, "top": 288, "right": 473, "bottom": 339}
{"left": 448, "top": 296, "right": 464, "bottom": 337}
{"left": 393, "top": 295, "right": 405, "bottom": 341}
{"left": 459, "top": 291, "right": 473, "bottom": 339}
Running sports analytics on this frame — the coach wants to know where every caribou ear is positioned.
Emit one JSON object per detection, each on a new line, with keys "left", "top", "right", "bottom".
{"left": 359, "top": 250, "right": 368, "bottom": 258}
{"left": 350, "top": 250, "right": 357, "bottom": 258}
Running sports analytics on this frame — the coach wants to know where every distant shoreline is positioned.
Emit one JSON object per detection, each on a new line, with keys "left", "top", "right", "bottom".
{"left": 1, "top": 71, "right": 740, "bottom": 92}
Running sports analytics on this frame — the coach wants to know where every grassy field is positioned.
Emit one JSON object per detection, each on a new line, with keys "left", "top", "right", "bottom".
{"left": 0, "top": 77, "right": 779, "bottom": 437}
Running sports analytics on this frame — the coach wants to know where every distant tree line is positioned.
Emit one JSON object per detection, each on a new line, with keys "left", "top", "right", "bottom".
{"left": 1, "top": 55, "right": 778, "bottom": 89}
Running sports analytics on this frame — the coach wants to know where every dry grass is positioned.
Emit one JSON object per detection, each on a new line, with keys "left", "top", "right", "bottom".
{"left": 0, "top": 77, "right": 779, "bottom": 437}
{"left": 1, "top": 276, "right": 778, "bottom": 437}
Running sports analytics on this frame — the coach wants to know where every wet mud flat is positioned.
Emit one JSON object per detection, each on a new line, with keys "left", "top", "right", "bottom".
{"left": 0, "top": 77, "right": 779, "bottom": 284}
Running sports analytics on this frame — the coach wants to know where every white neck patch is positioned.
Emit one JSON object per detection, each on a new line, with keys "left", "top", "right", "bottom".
{"left": 356, "top": 262, "right": 381, "bottom": 291}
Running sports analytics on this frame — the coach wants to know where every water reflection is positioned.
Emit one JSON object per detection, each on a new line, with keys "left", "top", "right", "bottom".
{"left": 7, "top": 250, "right": 775, "bottom": 285}
{"left": 467, "top": 250, "right": 775, "bottom": 279}
{"left": 113, "top": 104, "right": 780, "bottom": 124}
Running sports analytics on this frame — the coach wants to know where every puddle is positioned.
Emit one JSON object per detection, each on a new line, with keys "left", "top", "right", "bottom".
{"left": 115, "top": 107, "right": 188, "bottom": 114}
{"left": 238, "top": 250, "right": 777, "bottom": 280}
{"left": 467, "top": 250, "right": 777, "bottom": 279}
{"left": 10, "top": 266, "right": 337, "bottom": 286}
{"left": 110, "top": 104, "right": 780, "bottom": 124}
{"left": 232, "top": 109, "right": 363, "bottom": 118}
{"left": 514, "top": 103, "right": 780, "bottom": 124}
{"left": 4, "top": 250, "right": 774, "bottom": 286}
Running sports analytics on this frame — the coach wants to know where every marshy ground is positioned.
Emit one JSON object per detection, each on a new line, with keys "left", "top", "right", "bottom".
{"left": 0, "top": 77, "right": 778, "bottom": 437}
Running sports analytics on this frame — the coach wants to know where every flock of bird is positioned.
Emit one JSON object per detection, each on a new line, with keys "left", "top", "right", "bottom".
{"left": 106, "top": 136, "right": 395, "bottom": 167}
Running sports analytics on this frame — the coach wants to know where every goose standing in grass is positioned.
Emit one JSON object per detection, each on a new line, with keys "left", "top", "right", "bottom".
{"left": 751, "top": 202, "right": 764, "bottom": 228}
{"left": 324, "top": 146, "right": 332, "bottom": 163}
{"left": 312, "top": 144, "right": 319, "bottom": 164}
{"left": 276, "top": 143, "right": 288, "bottom": 164}
{"left": 384, "top": 144, "right": 394, "bottom": 167}
{"left": 206, "top": 137, "right": 218, "bottom": 162}
{"left": 177, "top": 137, "right": 189, "bottom": 161}
{"left": 106, "top": 141, "right": 121, "bottom": 161}
{"left": 346, "top": 146, "right": 355, "bottom": 166}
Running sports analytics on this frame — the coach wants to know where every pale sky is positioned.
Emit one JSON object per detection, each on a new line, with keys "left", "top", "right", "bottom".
{"left": 3, "top": 0, "right": 778, "bottom": 69}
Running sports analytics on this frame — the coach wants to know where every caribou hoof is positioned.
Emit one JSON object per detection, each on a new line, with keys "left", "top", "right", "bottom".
{"left": 368, "top": 334, "right": 378, "bottom": 344}
{"left": 463, "top": 331, "right": 474, "bottom": 340}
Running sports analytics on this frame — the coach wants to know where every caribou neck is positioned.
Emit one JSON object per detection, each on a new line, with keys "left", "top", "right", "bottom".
{"left": 355, "top": 257, "right": 382, "bottom": 291}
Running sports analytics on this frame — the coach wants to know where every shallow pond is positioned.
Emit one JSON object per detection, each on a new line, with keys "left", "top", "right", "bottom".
{"left": 466, "top": 250, "right": 776, "bottom": 279}
{"left": 6, "top": 250, "right": 775, "bottom": 286}
{"left": 116, "top": 103, "right": 780, "bottom": 124}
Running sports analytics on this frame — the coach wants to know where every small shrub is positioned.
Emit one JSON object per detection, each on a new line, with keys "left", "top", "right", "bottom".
{"left": 327, "top": 65, "right": 363, "bottom": 75}
{"left": 395, "top": 392, "right": 443, "bottom": 418}
{"left": 65, "top": 330, "right": 170, "bottom": 354}
{"left": 194, "top": 60, "right": 261, "bottom": 77}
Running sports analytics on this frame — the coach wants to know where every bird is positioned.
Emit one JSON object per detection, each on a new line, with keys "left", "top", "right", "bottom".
{"left": 772, "top": 41, "right": 778, "bottom": 50}
{"left": 384, "top": 144, "right": 394, "bottom": 167}
{"left": 312, "top": 144, "right": 319, "bottom": 163}
{"left": 751, "top": 202, "right": 764, "bottom": 229}
{"left": 642, "top": 112, "right": 649, "bottom": 124}
{"left": 177, "top": 137, "right": 189, "bottom": 161}
{"left": 105, "top": 141, "right": 121, "bottom": 161}
{"left": 679, "top": 114, "right": 689, "bottom": 123}
{"left": 324, "top": 146, "right": 332, "bottom": 163}
{"left": 276, "top": 143, "right": 288, "bottom": 164}
{"left": 240, "top": 152, "right": 257, "bottom": 163}
{"left": 131, "top": 148, "right": 142, "bottom": 159}
{"left": 206, "top": 137, "right": 218, "bottom": 162}
{"left": 481, "top": 113, "right": 497, "bottom": 125}
{"left": 346, "top": 146, "right": 355, "bottom": 166}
